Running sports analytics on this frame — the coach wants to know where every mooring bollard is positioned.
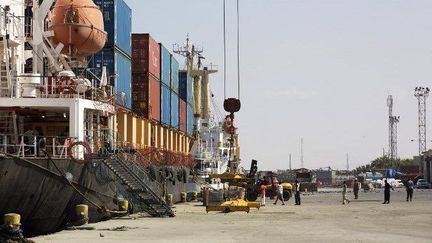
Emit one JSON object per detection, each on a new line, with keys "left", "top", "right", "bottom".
{"left": 3, "top": 213, "right": 21, "bottom": 228}
{"left": 192, "top": 191, "right": 198, "bottom": 201}
{"left": 74, "top": 204, "right": 89, "bottom": 226}
{"left": 1, "top": 213, "right": 24, "bottom": 240}
{"left": 180, "top": 192, "right": 187, "bottom": 203}
{"left": 118, "top": 200, "right": 129, "bottom": 211}
{"left": 166, "top": 194, "right": 173, "bottom": 206}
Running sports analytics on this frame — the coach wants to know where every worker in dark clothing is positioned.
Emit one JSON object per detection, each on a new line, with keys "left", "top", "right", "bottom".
{"left": 353, "top": 178, "right": 360, "bottom": 199}
{"left": 294, "top": 180, "right": 301, "bottom": 205}
{"left": 383, "top": 180, "right": 393, "bottom": 204}
{"left": 406, "top": 179, "right": 414, "bottom": 202}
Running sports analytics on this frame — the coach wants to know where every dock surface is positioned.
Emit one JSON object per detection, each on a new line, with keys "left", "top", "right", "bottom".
{"left": 34, "top": 189, "right": 432, "bottom": 243}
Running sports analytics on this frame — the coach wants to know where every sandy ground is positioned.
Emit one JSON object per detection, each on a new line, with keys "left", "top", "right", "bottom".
{"left": 33, "top": 188, "right": 432, "bottom": 243}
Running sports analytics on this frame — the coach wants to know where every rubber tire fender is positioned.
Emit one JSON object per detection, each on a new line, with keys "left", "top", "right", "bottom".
{"left": 148, "top": 165, "right": 158, "bottom": 182}
{"left": 182, "top": 168, "right": 188, "bottom": 183}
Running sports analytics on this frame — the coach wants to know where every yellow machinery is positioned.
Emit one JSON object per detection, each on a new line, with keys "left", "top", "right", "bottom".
{"left": 205, "top": 173, "right": 260, "bottom": 213}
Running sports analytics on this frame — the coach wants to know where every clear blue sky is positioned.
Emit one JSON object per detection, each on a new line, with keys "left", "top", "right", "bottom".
{"left": 125, "top": 0, "right": 432, "bottom": 170}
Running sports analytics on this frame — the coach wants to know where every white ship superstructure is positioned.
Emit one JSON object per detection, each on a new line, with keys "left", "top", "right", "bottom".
{"left": 174, "top": 37, "right": 241, "bottom": 179}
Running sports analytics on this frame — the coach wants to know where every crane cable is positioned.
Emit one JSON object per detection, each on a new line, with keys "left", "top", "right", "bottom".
{"left": 222, "top": 0, "right": 241, "bottom": 100}
{"left": 236, "top": 0, "right": 241, "bottom": 100}
{"left": 223, "top": 0, "right": 227, "bottom": 100}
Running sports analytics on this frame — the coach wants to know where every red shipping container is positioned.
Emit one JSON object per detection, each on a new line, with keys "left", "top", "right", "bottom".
{"left": 132, "top": 73, "right": 161, "bottom": 121}
{"left": 179, "top": 99, "right": 187, "bottom": 133}
{"left": 132, "top": 33, "right": 160, "bottom": 78}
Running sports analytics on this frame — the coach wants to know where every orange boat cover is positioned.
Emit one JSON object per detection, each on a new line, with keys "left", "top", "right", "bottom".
{"left": 49, "top": 0, "right": 107, "bottom": 58}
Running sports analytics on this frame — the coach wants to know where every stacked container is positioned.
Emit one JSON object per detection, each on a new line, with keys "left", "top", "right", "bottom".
{"left": 87, "top": 0, "right": 132, "bottom": 109}
{"left": 160, "top": 44, "right": 171, "bottom": 126}
{"left": 170, "top": 56, "right": 179, "bottom": 129}
{"left": 179, "top": 71, "right": 194, "bottom": 135}
{"left": 131, "top": 33, "right": 161, "bottom": 121}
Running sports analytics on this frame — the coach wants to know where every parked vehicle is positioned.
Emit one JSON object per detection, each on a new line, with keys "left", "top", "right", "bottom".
{"left": 416, "top": 179, "right": 431, "bottom": 189}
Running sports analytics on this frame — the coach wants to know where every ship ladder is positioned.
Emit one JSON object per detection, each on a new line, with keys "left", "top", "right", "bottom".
{"left": 103, "top": 155, "right": 175, "bottom": 217}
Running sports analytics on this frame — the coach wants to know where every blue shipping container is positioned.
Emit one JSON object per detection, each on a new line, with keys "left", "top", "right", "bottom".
{"left": 87, "top": 49, "right": 132, "bottom": 109}
{"left": 170, "top": 56, "right": 179, "bottom": 93}
{"left": 187, "top": 104, "right": 193, "bottom": 135}
{"left": 171, "top": 92, "right": 179, "bottom": 129}
{"left": 160, "top": 44, "right": 171, "bottom": 86}
{"left": 161, "top": 84, "right": 171, "bottom": 126}
{"left": 179, "top": 71, "right": 193, "bottom": 104}
{"left": 95, "top": 0, "right": 132, "bottom": 56}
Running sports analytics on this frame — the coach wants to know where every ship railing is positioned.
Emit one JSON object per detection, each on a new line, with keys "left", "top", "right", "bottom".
{"left": 0, "top": 6, "right": 24, "bottom": 40}
{"left": 0, "top": 134, "right": 77, "bottom": 159}
{"left": 11, "top": 76, "right": 115, "bottom": 104}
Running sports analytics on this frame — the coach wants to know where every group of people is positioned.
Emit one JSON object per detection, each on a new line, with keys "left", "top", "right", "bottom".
{"left": 259, "top": 178, "right": 416, "bottom": 207}
{"left": 342, "top": 178, "right": 415, "bottom": 205}
{"left": 259, "top": 180, "right": 301, "bottom": 206}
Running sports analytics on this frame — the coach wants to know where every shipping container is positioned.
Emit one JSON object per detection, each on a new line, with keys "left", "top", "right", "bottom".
{"left": 95, "top": 0, "right": 131, "bottom": 56}
{"left": 161, "top": 84, "right": 171, "bottom": 126}
{"left": 132, "top": 73, "right": 161, "bottom": 121}
{"left": 86, "top": 49, "right": 132, "bottom": 109}
{"left": 171, "top": 91, "right": 179, "bottom": 129}
{"left": 132, "top": 34, "right": 160, "bottom": 78}
{"left": 160, "top": 44, "right": 171, "bottom": 86}
{"left": 179, "top": 71, "right": 193, "bottom": 104}
{"left": 179, "top": 99, "right": 187, "bottom": 133}
{"left": 187, "top": 104, "right": 193, "bottom": 135}
{"left": 170, "top": 55, "right": 179, "bottom": 93}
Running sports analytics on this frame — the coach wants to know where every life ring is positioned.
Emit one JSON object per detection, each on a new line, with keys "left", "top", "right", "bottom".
{"left": 67, "top": 141, "right": 92, "bottom": 164}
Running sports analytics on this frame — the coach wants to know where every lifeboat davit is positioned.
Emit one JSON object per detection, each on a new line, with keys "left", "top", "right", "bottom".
{"left": 49, "top": 0, "right": 107, "bottom": 58}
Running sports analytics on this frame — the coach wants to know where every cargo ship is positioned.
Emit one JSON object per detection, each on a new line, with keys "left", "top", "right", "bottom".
{"left": 0, "top": 0, "right": 221, "bottom": 236}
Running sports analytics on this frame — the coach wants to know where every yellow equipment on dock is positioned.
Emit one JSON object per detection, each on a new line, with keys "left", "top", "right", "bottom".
{"left": 205, "top": 173, "right": 260, "bottom": 213}
{"left": 206, "top": 199, "right": 260, "bottom": 213}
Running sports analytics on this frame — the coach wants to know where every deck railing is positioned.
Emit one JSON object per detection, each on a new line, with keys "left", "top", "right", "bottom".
{"left": 0, "top": 134, "right": 77, "bottom": 159}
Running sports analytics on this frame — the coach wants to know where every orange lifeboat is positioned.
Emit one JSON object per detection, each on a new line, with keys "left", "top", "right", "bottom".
{"left": 49, "top": 0, "right": 107, "bottom": 58}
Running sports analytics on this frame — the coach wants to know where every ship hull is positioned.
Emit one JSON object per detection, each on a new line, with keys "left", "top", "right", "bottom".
{"left": 0, "top": 156, "right": 189, "bottom": 236}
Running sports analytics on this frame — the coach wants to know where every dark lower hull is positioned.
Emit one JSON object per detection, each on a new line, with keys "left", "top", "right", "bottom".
{"left": 0, "top": 156, "right": 189, "bottom": 236}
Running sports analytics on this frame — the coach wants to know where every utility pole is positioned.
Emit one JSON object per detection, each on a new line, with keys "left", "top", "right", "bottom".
{"left": 289, "top": 153, "right": 292, "bottom": 170}
{"left": 414, "top": 87, "right": 430, "bottom": 174}
{"left": 300, "top": 138, "right": 304, "bottom": 168}
{"left": 346, "top": 153, "right": 349, "bottom": 171}
{"left": 387, "top": 95, "right": 400, "bottom": 162}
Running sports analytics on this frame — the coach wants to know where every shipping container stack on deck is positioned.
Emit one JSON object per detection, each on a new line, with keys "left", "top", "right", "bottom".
{"left": 88, "top": 0, "right": 132, "bottom": 109}
{"left": 170, "top": 56, "right": 180, "bottom": 130}
{"left": 179, "top": 71, "right": 194, "bottom": 135}
{"left": 131, "top": 34, "right": 161, "bottom": 121}
{"left": 158, "top": 43, "right": 181, "bottom": 133}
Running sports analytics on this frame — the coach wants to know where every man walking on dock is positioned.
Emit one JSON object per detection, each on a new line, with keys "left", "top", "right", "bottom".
{"left": 294, "top": 180, "right": 301, "bottom": 205}
{"left": 383, "top": 180, "right": 393, "bottom": 204}
{"left": 406, "top": 179, "right": 414, "bottom": 202}
{"left": 260, "top": 184, "right": 266, "bottom": 206}
{"left": 273, "top": 184, "right": 285, "bottom": 205}
{"left": 353, "top": 178, "right": 360, "bottom": 199}
{"left": 342, "top": 181, "right": 350, "bottom": 205}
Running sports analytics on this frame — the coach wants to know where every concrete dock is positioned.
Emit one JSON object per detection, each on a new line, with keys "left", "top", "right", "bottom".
{"left": 34, "top": 189, "right": 432, "bottom": 243}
